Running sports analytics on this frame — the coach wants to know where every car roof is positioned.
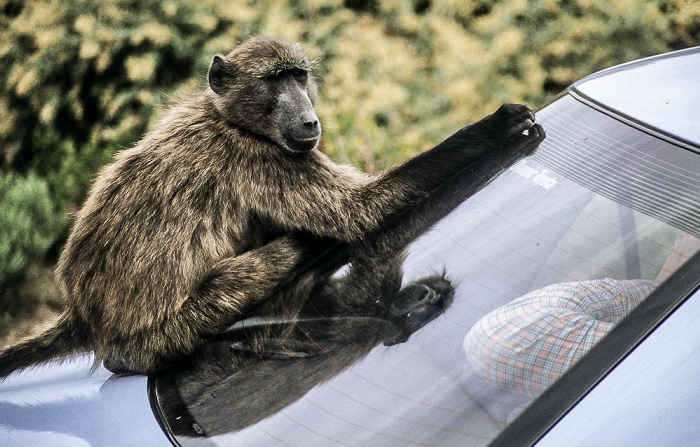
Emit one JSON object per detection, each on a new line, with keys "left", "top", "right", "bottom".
{"left": 570, "top": 46, "right": 700, "bottom": 148}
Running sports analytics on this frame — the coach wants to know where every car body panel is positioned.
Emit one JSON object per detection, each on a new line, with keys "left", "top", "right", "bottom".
{"left": 571, "top": 46, "right": 700, "bottom": 147}
{"left": 0, "top": 354, "right": 170, "bottom": 447}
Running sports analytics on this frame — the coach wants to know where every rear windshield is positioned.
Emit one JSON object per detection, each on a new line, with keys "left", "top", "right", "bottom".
{"left": 152, "top": 95, "right": 700, "bottom": 447}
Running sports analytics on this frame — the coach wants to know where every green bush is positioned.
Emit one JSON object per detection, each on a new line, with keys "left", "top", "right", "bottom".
{"left": 0, "top": 173, "right": 66, "bottom": 312}
{"left": 1, "top": 0, "right": 231, "bottom": 208}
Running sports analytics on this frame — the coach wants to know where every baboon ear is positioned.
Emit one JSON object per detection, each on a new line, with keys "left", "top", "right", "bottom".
{"left": 209, "top": 55, "right": 229, "bottom": 95}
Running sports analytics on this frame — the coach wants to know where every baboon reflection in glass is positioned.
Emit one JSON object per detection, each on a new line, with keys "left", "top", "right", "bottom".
{"left": 0, "top": 37, "right": 544, "bottom": 380}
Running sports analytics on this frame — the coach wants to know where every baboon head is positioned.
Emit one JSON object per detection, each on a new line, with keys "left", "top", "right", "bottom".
{"left": 208, "top": 37, "right": 322, "bottom": 153}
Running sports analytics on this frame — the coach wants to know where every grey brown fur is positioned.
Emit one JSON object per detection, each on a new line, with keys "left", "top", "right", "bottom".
{"left": 0, "top": 36, "right": 543, "bottom": 377}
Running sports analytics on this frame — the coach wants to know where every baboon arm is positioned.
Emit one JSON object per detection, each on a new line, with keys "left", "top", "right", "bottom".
{"left": 354, "top": 106, "right": 539, "bottom": 231}
{"left": 358, "top": 124, "right": 545, "bottom": 259}
{"left": 248, "top": 106, "right": 536, "bottom": 242}
{"left": 174, "top": 237, "right": 306, "bottom": 337}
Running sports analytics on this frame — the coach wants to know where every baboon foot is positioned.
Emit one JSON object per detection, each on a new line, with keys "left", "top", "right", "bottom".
{"left": 104, "top": 355, "right": 140, "bottom": 375}
{"left": 384, "top": 274, "right": 455, "bottom": 346}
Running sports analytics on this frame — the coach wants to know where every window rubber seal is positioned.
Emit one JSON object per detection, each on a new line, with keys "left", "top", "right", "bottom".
{"left": 148, "top": 375, "right": 183, "bottom": 447}
{"left": 567, "top": 87, "right": 700, "bottom": 154}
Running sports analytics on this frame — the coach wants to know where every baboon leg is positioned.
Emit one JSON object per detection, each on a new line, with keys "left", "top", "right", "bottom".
{"left": 231, "top": 267, "right": 325, "bottom": 351}
{"left": 104, "top": 238, "right": 307, "bottom": 374}
{"left": 213, "top": 249, "right": 405, "bottom": 358}
{"left": 301, "top": 251, "right": 453, "bottom": 348}
{"left": 179, "top": 237, "right": 307, "bottom": 337}
{"left": 332, "top": 252, "right": 405, "bottom": 311}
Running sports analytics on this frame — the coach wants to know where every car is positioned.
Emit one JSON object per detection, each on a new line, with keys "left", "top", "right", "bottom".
{"left": 1, "top": 46, "right": 699, "bottom": 447}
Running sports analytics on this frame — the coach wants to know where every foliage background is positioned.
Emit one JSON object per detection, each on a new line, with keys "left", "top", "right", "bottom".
{"left": 0, "top": 0, "right": 699, "bottom": 341}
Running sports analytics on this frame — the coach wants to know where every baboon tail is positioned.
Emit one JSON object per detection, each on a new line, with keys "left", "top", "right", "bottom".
{"left": 0, "top": 313, "right": 90, "bottom": 380}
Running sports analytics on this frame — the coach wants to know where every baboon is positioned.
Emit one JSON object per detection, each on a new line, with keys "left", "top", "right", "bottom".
{"left": 0, "top": 36, "right": 543, "bottom": 378}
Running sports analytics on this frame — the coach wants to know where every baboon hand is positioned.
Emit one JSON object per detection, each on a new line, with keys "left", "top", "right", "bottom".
{"left": 489, "top": 103, "right": 535, "bottom": 137}
{"left": 473, "top": 103, "right": 539, "bottom": 140}
{"left": 467, "top": 103, "right": 546, "bottom": 156}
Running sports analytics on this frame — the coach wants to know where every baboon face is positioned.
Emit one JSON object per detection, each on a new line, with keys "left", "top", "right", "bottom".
{"left": 209, "top": 37, "right": 322, "bottom": 153}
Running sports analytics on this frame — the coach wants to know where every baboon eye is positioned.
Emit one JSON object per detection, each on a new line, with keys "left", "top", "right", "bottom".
{"left": 290, "top": 68, "right": 307, "bottom": 83}
{"left": 264, "top": 69, "right": 307, "bottom": 84}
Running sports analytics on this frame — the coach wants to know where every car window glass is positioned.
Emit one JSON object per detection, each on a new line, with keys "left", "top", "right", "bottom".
{"left": 152, "top": 95, "right": 700, "bottom": 446}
